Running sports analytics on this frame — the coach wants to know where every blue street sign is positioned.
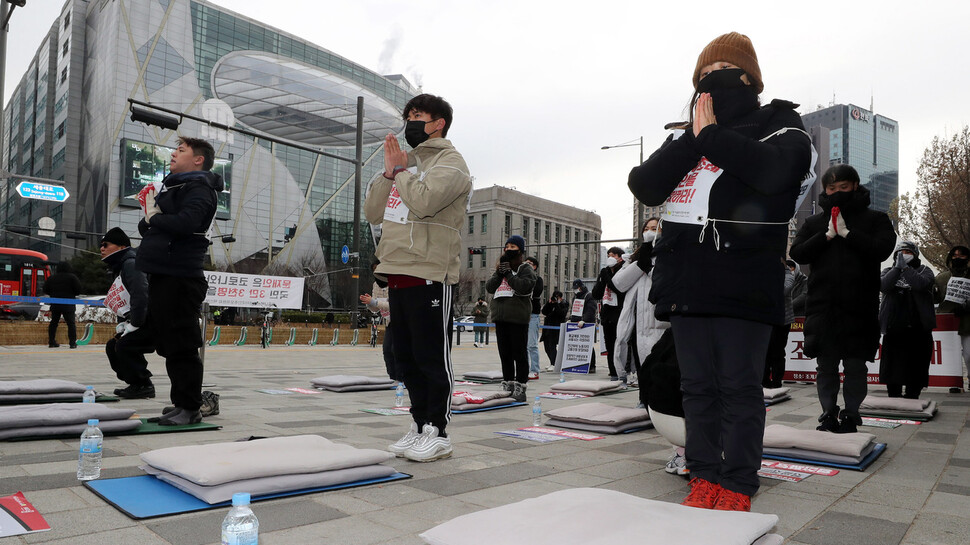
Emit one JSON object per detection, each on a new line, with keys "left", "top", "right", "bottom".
{"left": 15, "top": 181, "right": 70, "bottom": 202}
{"left": 341, "top": 245, "right": 350, "bottom": 264}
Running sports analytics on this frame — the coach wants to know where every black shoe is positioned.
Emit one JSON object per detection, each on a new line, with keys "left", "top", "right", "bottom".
{"left": 158, "top": 409, "right": 201, "bottom": 426}
{"left": 162, "top": 405, "right": 177, "bottom": 415}
{"left": 49, "top": 342, "right": 59, "bottom": 348}
{"left": 950, "top": 387, "right": 962, "bottom": 394}
{"left": 115, "top": 384, "right": 155, "bottom": 399}
{"left": 835, "top": 416, "right": 858, "bottom": 434}
{"left": 69, "top": 343, "right": 77, "bottom": 349}
{"left": 816, "top": 414, "right": 840, "bottom": 433}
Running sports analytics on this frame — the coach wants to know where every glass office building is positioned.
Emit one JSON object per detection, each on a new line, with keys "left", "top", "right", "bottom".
{"left": 1, "top": 0, "right": 417, "bottom": 308}
{"left": 800, "top": 104, "right": 899, "bottom": 217}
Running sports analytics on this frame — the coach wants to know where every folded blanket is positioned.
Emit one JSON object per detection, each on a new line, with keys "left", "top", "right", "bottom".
{"left": 310, "top": 375, "right": 397, "bottom": 392}
{"left": 0, "top": 393, "right": 88, "bottom": 402}
{"left": 143, "top": 463, "right": 397, "bottom": 504}
{"left": 549, "top": 380, "right": 624, "bottom": 396}
{"left": 544, "top": 419, "right": 652, "bottom": 434}
{"left": 762, "top": 442, "right": 877, "bottom": 465}
{"left": 0, "top": 379, "right": 88, "bottom": 395}
{"left": 860, "top": 396, "right": 931, "bottom": 411}
{"left": 763, "top": 424, "right": 875, "bottom": 458}
{"left": 0, "top": 418, "right": 140, "bottom": 440}
{"left": 0, "top": 403, "right": 135, "bottom": 430}
{"left": 452, "top": 397, "right": 518, "bottom": 411}
{"left": 452, "top": 390, "right": 510, "bottom": 405}
{"left": 140, "top": 435, "right": 394, "bottom": 486}
{"left": 420, "top": 488, "right": 779, "bottom": 545}
{"left": 762, "top": 387, "right": 791, "bottom": 400}
{"left": 461, "top": 370, "right": 504, "bottom": 381}
{"left": 545, "top": 402, "right": 649, "bottom": 426}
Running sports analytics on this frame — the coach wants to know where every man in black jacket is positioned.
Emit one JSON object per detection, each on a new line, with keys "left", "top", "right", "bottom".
{"left": 569, "top": 279, "right": 598, "bottom": 372}
{"left": 100, "top": 228, "right": 155, "bottom": 399}
{"left": 137, "top": 136, "right": 224, "bottom": 425}
{"left": 541, "top": 290, "right": 568, "bottom": 370}
{"left": 790, "top": 164, "right": 896, "bottom": 433}
{"left": 43, "top": 262, "right": 82, "bottom": 348}
{"left": 592, "top": 246, "right": 626, "bottom": 380}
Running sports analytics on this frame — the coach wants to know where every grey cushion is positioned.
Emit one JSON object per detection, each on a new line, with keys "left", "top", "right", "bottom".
{"left": 140, "top": 435, "right": 394, "bottom": 486}
{"left": 544, "top": 418, "right": 652, "bottom": 434}
{"left": 452, "top": 397, "right": 518, "bottom": 411}
{"left": 310, "top": 375, "right": 396, "bottom": 392}
{"left": 545, "top": 402, "right": 649, "bottom": 426}
{"left": 0, "top": 403, "right": 135, "bottom": 430}
{"left": 762, "top": 442, "right": 876, "bottom": 465}
{"left": 763, "top": 424, "right": 875, "bottom": 458}
{"left": 461, "top": 370, "right": 504, "bottom": 381}
{"left": 549, "top": 380, "right": 624, "bottom": 396}
{"left": 142, "top": 463, "right": 397, "bottom": 504}
{"left": 762, "top": 387, "right": 791, "bottom": 400}
{"left": 860, "top": 396, "right": 930, "bottom": 410}
{"left": 0, "top": 379, "right": 87, "bottom": 394}
{"left": 0, "top": 418, "right": 140, "bottom": 440}
{"left": 419, "top": 488, "right": 780, "bottom": 545}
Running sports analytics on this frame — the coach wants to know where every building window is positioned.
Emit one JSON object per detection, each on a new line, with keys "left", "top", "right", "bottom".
{"left": 481, "top": 250, "right": 487, "bottom": 268}
{"left": 481, "top": 214, "right": 487, "bottom": 234}
{"left": 534, "top": 219, "right": 540, "bottom": 241}
{"left": 62, "top": 40, "right": 69, "bottom": 58}
{"left": 467, "top": 216, "right": 473, "bottom": 234}
{"left": 554, "top": 254, "right": 560, "bottom": 276}
{"left": 479, "top": 281, "right": 486, "bottom": 298}
{"left": 522, "top": 216, "right": 529, "bottom": 239}
{"left": 565, "top": 228, "right": 570, "bottom": 243}
{"left": 564, "top": 258, "right": 569, "bottom": 276}
{"left": 63, "top": 12, "right": 70, "bottom": 29}
{"left": 544, "top": 223, "right": 550, "bottom": 243}
{"left": 504, "top": 213, "right": 512, "bottom": 235}
{"left": 583, "top": 231, "right": 589, "bottom": 242}
{"left": 468, "top": 252, "right": 473, "bottom": 269}
{"left": 555, "top": 224, "right": 561, "bottom": 243}
{"left": 55, "top": 122, "right": 65, "bottom": 141}
{"left": 60, "top": 68, "right": 67, "bottom": 84}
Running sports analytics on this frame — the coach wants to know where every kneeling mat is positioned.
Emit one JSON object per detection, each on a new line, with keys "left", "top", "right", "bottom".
{"left": 420, "top": 488, "right": 781, "bottom": 545}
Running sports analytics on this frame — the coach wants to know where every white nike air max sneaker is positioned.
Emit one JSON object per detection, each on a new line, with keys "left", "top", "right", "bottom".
{"left": 404, "top": 423, "right": 452, "bottom": 462}
{"left": 389, "top": 421, "right": 422, "bottom": 457}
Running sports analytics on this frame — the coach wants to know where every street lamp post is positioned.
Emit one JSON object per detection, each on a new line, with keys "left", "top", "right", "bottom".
{"left": 601, "top": 136, "right": 645, "bottom": 241}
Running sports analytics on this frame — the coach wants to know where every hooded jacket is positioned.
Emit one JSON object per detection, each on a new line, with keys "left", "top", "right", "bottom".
{"left": 136, "top": 170, "right": 224, "bottom": 277}
{"left": 102, "top": 247, "right": 149, "bottom": 327}
{"left": 879, "top": 243, "right": 935, "bottom": 333}
{"left": 43, "top": 262, "right": 82, "bottom": 299}
{"left": 611, "top": 248, "right": 668, "bottom": 368}
{"left": 629, "top": 99, "right": 812, "bottom": 325}
{"left": 934, "top": 245, "right": 970, "bottom": 335}
{"left": 789, "top": 186, "right": 896, "bottom": 360}
{"left": 364, "top": 138, "right": 472, "bottom": 284}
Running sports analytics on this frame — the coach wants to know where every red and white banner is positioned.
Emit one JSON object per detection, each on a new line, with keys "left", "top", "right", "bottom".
{"left": 785, "top": 315, "right": 964, "bottom": 388}
{"left": 204, "top": 272, "right": 304, "bottom": 309}
{"left": 103, "top": 276, "right": 131, "bottom": 316}
{"left": 0, "top": 492, "right": 50, "bottom": 538}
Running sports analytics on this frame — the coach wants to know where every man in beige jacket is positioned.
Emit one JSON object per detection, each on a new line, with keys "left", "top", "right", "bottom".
{"left": 364, "top": 93, "right": 472, "bottom": 462}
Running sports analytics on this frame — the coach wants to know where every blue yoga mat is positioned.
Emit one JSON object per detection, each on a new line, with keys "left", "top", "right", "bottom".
{"left": 452, "top": 401, "right": 527, "bottom": 414}
{"left": 84, "top": 472, "right": 411, "bottom": 519}
{"left": 762, "top": 442, "right": 886, "bottom": 471}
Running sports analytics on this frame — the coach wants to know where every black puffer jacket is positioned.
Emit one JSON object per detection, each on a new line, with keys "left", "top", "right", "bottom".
{"left": 629, "top": 100, "right": 812, "bottom": 325}
{"left": 43, "top": 263, "right": 81, "bottom": 299}
{"left": 136, "top": 171, "right": 223, "bottom": 277}
{"left": 789, "top": 186, "right": 896, "bottom": 360}
{"left": 102, "top": 247, "right": 149, "bottom": 327}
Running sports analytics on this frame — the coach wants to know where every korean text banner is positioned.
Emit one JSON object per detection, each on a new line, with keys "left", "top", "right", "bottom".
{"left": 204, "top": 272, "right": 304, "bottom": 309}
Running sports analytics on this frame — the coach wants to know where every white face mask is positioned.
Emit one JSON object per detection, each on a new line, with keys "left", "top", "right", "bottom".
{"left": 902, "top": 253, "right": 915, "bottom": 264}
{"left": 605, "top": 257, "right": 618, "bottom": 267}
{"left": 643, "top": 230, "right": 657, "bottom": 243}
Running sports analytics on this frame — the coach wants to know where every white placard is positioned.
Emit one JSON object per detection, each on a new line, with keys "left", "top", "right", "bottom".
{"left": 560, "top": 322, "right": 595, "bottom": 370}
{"left": 493, "top": 277, "right": 514, "bottom": 298}
{"left": 570, "top": 297, "right": 584, "bottom": 318}
{"left": 103, "top": 276, "right": 131, "bottom": 316}
{"left": 662, "top": 156, "right": 723, "bottom": 225}
{"left": 204, "top": 272, "right": 305, "bottom": 309}
{"left": 944, "top": 277, "right": 970, "bottom": 304}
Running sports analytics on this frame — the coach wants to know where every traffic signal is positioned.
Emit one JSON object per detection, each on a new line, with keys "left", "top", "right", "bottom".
{"left": 468, "top": 246, "right": 485, "bottom": 255}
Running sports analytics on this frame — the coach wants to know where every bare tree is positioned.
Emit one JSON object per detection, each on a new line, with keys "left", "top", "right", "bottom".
{"left": 898, "top": 126, "right": 970, "bottom": 269}
{"left": 454, "top": 268, "right": 479, "bottom": 316}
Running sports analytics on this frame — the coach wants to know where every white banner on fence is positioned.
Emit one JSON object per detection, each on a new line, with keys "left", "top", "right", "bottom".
{"left": 204, "top": 272, "right": 305, "bottom": 309}
{"left": 785, "top": 316, "right": 964, "bottom": 388}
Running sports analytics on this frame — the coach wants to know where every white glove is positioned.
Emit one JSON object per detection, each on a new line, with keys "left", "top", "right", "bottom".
{"left": 577, "top": 321, "right": 585, "bottom": 328}
{"left": 116, "top": 323, "right": 126, "bottom": 335}
{"left": 145, "top": 189, "right": 162, "bottom": 222}
{"left": 835, "top": 211, "right": 849, "bottom": 238}
{"left": 825, "top": 215, "right": 837, "bottom": 239}
{"left": 121, "top": 323, "right": 139, "bottom": 337}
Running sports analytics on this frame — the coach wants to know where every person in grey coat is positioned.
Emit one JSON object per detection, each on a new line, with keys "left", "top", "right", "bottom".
{"left": 879, "top": 241, "right": 936, "bottom": 399}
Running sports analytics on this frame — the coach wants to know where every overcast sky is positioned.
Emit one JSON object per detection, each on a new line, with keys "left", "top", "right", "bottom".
{"left": 5, "top": 0, "right": 970, "bottom": 243}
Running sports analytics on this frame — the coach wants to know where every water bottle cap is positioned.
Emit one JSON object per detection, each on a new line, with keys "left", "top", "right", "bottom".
{"left": 232, "top": 492, "right": 251, "bottom": 506}
{"left": 87, "top": 419, "right": 99, "bottom": 426}
{"left": 534, "top": 396, "right": 540, "bottom": 401}
{"left": 86, "top": 385, "right": 94, "bottom": 390}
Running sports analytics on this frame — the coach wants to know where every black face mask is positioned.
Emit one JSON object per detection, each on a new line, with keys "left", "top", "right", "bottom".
{"left": 695, "top": 68, "right": 758, "bottom": 124}
{"left": 404, "top": 120, "right": 431, "bottom": 148}
{"left": 820, "top": 189, "right": 855, "bottom": 210}
{"left": 952, "top": 257, "right": 969, "bottom": 270}
{"left": 502, "top": 249, "right": 521, "bottom": 262}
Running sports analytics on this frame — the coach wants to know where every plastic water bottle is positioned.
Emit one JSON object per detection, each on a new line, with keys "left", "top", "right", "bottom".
{"left": 82, "top": 385, "right": 96, "bottom": 403}
{"left": 77, "top": 419, "right": 103, "bottom": 480}
{"left": 394, "top": 382, "right": 405, "bottom": 408}
{"left": 221, "top": 492, "right": 259, "bottom": 545}
{"left": 559, "top": 371, "right": 565, "bottom": 383}
{"left": 532, "top": 396, "right": 542, "bottom": 426}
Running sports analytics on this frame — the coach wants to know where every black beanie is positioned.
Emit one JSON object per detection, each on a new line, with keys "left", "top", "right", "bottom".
{"left": 101, "top": 227, "right": 131, "bottom": 247}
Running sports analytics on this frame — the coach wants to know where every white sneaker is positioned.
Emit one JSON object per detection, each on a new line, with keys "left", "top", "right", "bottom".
{"left": 404, "top": 424, "right": 452, "bottom": 462}
{"left": 665, "top": 451, "right": 688, "bottom": 475}
{"left": 545, "top": 365, "right": 555, "bottom": 372}
{"left": 473, "top": 342, "right": 480, "bottom": 348}
{"left": 389, "top": 422, "right": 422, "bottom": 457}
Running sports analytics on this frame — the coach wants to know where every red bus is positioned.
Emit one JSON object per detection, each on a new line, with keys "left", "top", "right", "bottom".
{"left": 0, "top": 247, "right": 52, "bottom": 301}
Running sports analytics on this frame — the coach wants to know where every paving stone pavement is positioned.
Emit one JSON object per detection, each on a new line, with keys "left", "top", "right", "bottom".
{"left": 1, "top": 341, "right": 968, "bottom": 544}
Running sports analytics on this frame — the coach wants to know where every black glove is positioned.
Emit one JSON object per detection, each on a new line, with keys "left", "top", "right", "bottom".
{"left": 636, "top": 243, "right": 653, "bottom": 272}
{"left": 497, "top": 262, "right": 511, "bottom": 275}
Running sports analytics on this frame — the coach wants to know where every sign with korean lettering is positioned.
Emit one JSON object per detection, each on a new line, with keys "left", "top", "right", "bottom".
{"left": 204, "top": 272, "right": 304, "bottom": 309}
{"left": 784, "top": 315, "right": 963, "bottom": 388}
{"left": 103, "top": 277, "right": 131, "bottom": 316}
{"left": 662, "top": 156, "right": 722, "bottom": 225}
{"left": 15, "top": 182, "right": 70, "bottom": 202}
